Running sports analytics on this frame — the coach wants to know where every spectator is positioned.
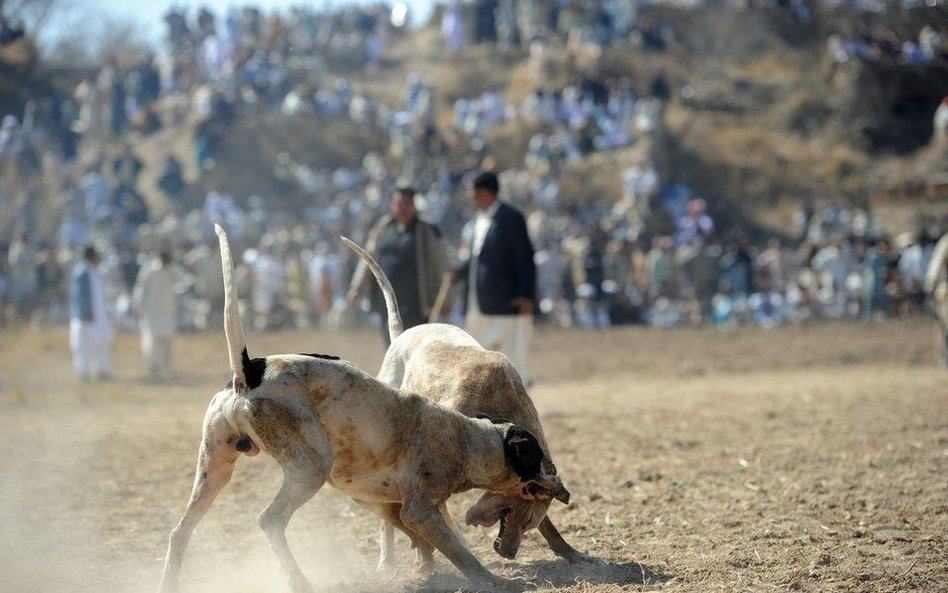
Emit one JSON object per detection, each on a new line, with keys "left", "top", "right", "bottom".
{"left": 347, "top": 187, "right": 450, "bottom": 344}
{"left": 133, "top": 250, "right": 178, "bottom": 381}
{"left": 157, "top": 154, "right": 186, "bottom": 199}
{"left": 69, "top": 246, "right": 114, "bottom": 382}
{"left": 934, "top": 96, "right": 948, "bottom": 142}
{"left": 454, "top": 171, "right": 537, "bottom": 382}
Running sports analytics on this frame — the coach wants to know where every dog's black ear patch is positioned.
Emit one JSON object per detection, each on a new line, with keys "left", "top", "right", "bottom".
{"left": 299, "top": 352, "right": 341, "bottom": 361}
{"left": 241, "top": 347, "right": 267, "bottom": 390}
{"left": 503, "top": 425, "right": 545, "bottom": 481}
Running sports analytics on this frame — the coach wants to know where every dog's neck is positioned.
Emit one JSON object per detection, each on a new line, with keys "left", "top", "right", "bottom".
{"left": 456, "top": 420, "right": 521, "bottom": 494}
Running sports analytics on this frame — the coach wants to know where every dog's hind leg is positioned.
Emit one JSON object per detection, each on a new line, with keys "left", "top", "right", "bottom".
{"left": 379, "top": 519, "right": 396, "bottom": 570}
{"left": 251, "top": 400, "right": 332, "bottom": 593}
{"left": 158, "top": 406, "right": 241, "bottom": 593}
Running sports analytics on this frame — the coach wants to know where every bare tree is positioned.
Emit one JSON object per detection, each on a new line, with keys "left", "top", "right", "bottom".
{"left": 0, "top": 0, "right": 71, "bottom": 38}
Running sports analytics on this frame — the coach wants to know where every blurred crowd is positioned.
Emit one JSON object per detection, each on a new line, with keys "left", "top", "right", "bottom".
{"left": 828, "top": 23, "right": 946, "bottom": 66}
{"left": 0, "top": 0, "right": 945, "bottom": 344}
{"left": 3, "top": 171, "right": 944, "bottom": 336}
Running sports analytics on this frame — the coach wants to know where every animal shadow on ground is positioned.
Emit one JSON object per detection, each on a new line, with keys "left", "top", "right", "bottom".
{"left": 510, "top": 558, "right": 670, "bottom": 589}
{"left": 370, "top": 558, "right": 669, "bottom": 593}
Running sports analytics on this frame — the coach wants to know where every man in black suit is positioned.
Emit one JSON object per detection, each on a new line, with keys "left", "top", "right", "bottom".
{"left": 454, "top": 171, "right": 537, "bottom": 382}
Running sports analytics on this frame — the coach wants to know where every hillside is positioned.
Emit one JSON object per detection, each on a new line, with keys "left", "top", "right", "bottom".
{"left": 4, "top": 2, "right": 947, "bottom": 239}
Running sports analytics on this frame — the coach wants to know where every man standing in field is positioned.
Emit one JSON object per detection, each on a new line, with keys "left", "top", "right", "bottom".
{"left": 348, "top": 187, "right": 449, "bottom": 344}
{"left": 454, "top": 171, "right": 537, "bottom": 383}
{"left": 134, "top": 250, "right": 178, "bottom": 381}
{"left": 69, "top": 246, "right": 114, "bottom": 382}
{"left": 925, "top": 231, "right": 948, "bottom": 367}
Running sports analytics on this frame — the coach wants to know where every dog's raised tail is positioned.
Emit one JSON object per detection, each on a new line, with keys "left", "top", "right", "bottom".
{"left": 341, "top": 236, "right": 403, "bottom": 343}
{"left": 215, "top": 223, "right": 248, "bottom": 391}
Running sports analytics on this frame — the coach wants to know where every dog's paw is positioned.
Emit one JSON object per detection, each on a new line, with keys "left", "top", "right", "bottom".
{"left": 564, "top": 550, "right": 605, "bottom": 566}
{"left": 477, "top": 574, "right": 528, "bottom": 591}
{"left": 288, "top": 573, "right": 315, "bottom": 593}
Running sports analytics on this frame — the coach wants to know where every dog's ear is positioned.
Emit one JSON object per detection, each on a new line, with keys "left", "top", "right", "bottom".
{"left": 522, "top": 479, "right": 571, "bottom": 504}
{"left": 545, "top": 480, "right": 571, "bottom": 504}
{"left": 503, "top": 425, "right": 545, "bottom": 481}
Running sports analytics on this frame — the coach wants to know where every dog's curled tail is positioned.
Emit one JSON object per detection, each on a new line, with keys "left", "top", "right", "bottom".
{"left": 215, "top": 223, "right": 248, "bottom": 391}
{"left": 341, "top": 236, "right": 403, "bottom": 343}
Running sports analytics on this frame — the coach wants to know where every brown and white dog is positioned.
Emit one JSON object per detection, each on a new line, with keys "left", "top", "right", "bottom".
{"left": 342, "top": 237, "right": 600, "bottom": 568}
{"left": 157, "top": 225, "right": 568, "bottom": 593}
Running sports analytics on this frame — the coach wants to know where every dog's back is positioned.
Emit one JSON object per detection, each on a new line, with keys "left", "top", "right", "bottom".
{"left": 381, "top": 323, "right": 550, "bottom": 452}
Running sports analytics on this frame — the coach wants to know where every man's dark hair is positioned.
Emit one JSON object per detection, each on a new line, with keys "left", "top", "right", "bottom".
{"left": 83, "top": 246, "right": 98, "bottom": 261}
{"left": 394, "top": 186, "right": 416, "bottom": 200}
{"left": 472, "top": 171, "right": 500, "bottom": 195}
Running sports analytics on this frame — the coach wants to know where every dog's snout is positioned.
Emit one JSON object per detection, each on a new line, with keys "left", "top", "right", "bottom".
{"left": 235, "top": 435, "right": 253, "bottom": 452}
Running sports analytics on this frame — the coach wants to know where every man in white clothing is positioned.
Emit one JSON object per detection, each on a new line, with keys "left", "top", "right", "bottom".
{"left": 69, "top": 246, "right": 114, "bottom": 381}
{"left": 133, "top": 250, "right": 178, "bottom": 381}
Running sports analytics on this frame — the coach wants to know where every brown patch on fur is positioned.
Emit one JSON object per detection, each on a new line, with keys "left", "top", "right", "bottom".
{"left": 329, "top": 423, "right": 358, "bottom": 474}
{"left": 248, "top": 399, "right": 301, "bottom": 457}
{"left": 305, "top": 384, "right": 334, "bottom": 407}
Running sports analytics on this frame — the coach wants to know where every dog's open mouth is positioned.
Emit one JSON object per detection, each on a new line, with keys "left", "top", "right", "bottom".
{"left": 498, "top": 508, "right": 511, "bottom": 534}
{"left": 493, "top": 508, "right": 517, "bottom": 558}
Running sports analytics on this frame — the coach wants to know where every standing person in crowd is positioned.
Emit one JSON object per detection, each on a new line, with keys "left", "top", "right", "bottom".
{"left": 133, "top": 250, "right": 178, "bottom": 382}
{"left": 925, "top": 231, "right": 948, "bottom": 367}
{"left": 7, "top": 233, "right": 38, "bottom": 321}
{"left": 184, "top": 239, "right": 224, "bottom": 329}
{"left": 69, "top": 246, "right": 114, "bottom": 382}
{"left": 454, "top": 171, "right": 537, "bottom": 382}
{"left": 348, "top": 187, "right": 449, "bottom": 344}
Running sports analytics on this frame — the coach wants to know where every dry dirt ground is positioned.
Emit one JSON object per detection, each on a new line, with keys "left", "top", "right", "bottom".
{"left": 2, "top": 320, "right": 946, "bottom": 593}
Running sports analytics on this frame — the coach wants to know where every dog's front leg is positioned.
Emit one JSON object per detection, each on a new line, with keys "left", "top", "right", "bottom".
{"left": 399, "top": 496, "right": 509, "bottom": 588}
{"left": 537, "top": 516, "right": 604, "bottom": 565}
{"left": 352, "top": 500, "right": 435, "bottom": 572}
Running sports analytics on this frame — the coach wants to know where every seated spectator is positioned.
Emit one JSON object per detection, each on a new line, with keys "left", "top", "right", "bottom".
{"left": 157, "top": 154, "right": 186, "bottom": 199}
{"left": 0, "top": 16, "right": 25, "bottom": 46}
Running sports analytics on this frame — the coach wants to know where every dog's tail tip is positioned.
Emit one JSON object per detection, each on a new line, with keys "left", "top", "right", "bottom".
{"left": 340, "top": 234, "right": 404, "bottom": 342}
{"left": 217, "top": 222, "right": 247, "bottom": 385}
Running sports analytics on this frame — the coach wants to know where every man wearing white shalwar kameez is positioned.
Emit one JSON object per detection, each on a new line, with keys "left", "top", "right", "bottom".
{"left": 69, "top": 247, "right": 114, "bottom": 381}
{"left": 133, "top": 251, "right": 177, "bottom": 380}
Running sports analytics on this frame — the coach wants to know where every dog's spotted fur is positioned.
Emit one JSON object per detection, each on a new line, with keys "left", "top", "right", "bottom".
{"left": 157, "top": 225, "right": 566, "bottom": 593}
{"left": 342, "top": 236, "right": 600, "bottom": 568}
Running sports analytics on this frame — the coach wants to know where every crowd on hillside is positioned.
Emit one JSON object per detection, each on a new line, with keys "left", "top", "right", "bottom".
{"left": 439, "top": 0, "right": 673, "bottom": 52}
{"left": 827, "top": 23, "right": 946, "bottom": 66}
{"left": 3, "top": 169, "right": 944, "bottom": 334}
{"left": 0, "top": 1, "right": 945, "bottom": 339}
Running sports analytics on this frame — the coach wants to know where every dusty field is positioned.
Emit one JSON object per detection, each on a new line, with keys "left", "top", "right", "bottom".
{"left": 1, "top": 320, "right": 946, "bottom": 593}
